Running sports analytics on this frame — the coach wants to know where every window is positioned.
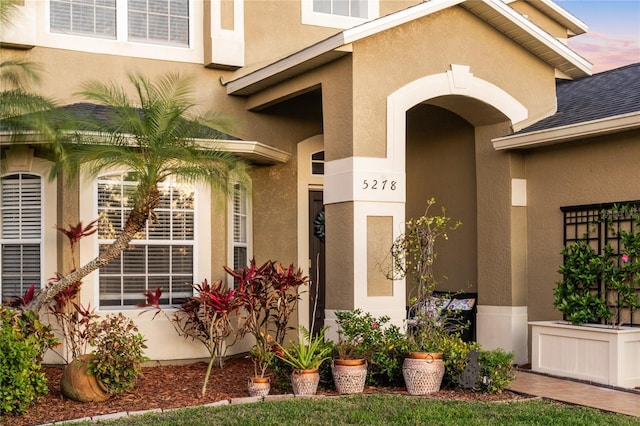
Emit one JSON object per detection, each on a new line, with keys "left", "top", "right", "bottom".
{"left": 50, "top": 0, "right": 189, "bottom": 46}
{"left": 313, "top": 0, "right": 367, "bottom": 18}
{"left": 311, "top": 150, "right": 324, "bottom": 175}
{"left": 231, "top": 183, "right": 249, "bottom": 271}
{"left": 0, "top": 174, "right": 42, "bottom": 302}
{"left": 302, "top": 0, "right": 377, "bottom": 29}
{"left": 97, "top": 172, "right": 194, "bottom": 308}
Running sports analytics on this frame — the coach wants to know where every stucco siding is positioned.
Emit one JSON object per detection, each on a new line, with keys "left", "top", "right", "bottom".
{"left": 526, "top": 130, "right": 640, "bottom": 322}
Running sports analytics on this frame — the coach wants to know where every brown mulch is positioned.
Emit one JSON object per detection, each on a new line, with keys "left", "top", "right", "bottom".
{"left": 4, "top": 357, "right": 528, "bottom": 426}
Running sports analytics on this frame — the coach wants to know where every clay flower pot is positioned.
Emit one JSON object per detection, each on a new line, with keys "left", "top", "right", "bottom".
{"left": 60, "top": 354, "right": 110, "bottom": 403}
{"left": 247, "top": 376, "right": 271, "bottom": 397}
{"left": 291, "top": 368, "right": 320, "bottom": 396}
{"left": 331, "top": 359, "right": 367, "bottom": 394}
{"left": 402, "top": 352, "right": 445, "bottom": 395}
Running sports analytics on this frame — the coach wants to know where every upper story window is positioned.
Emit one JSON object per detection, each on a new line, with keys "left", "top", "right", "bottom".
{"left": 50, "top": 0, "right": 189, "bottom": 46}
{"left": 97, "top": 172, "right": 195, "bottom": 308}
{"left": 0, "top": 173, "right": 42, "bottom": 302}
{"left": 302, "top": 0, "right": 377, "bottom": 29}
{"left": 314, "top": 0, "right": 367, "bottom": 19}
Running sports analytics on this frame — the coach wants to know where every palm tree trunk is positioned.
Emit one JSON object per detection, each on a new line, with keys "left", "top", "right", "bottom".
{"left": 29, "top": 185, "right": 160, "bottom": 313}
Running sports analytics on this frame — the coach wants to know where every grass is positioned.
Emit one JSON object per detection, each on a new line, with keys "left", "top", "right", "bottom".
{"left": 65, "top": 394, "right": 637, "bottom": 426}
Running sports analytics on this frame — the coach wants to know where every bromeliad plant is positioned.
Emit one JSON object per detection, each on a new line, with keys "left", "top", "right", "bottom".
{"left": 275, "top": 326, "right": 332, "bottom": 371}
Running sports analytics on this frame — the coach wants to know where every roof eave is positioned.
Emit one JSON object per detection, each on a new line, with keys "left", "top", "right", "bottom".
{"left": 0, "top": 132, "right": 290, "bottom": 165}
{"left": 223, "top": 0, "right": 591, "bottom": 97}
{"left": 492, "top": 112, "right": 640, "bottom": 150}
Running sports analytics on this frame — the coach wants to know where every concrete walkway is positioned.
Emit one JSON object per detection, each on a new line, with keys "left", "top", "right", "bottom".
{"left": 508, "top": 371, "right": 640, "bottom": 417}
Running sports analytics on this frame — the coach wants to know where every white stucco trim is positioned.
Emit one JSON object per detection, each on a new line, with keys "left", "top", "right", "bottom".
{"left": 512, "top": 178, "right": 527, "bottom": 207}
{"left": 352, "top": 201, "right": 407, "bottom": 328}
{"left": 492, "top": 112, "right": 640, "bottom": 150}
{"left": 476, "top": 305, "right": 528, "bottom": 365}
{"left": 325, "top": 64, "right": 528, "bottom": 206}
{"left": 297, "top": 135, "right": 325, "bottom": 333}
{"left": 210, "top": 0, "right": 245, "bottom": 68}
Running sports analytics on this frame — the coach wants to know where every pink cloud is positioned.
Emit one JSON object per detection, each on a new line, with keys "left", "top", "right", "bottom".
{"left": 569, "top": 32, "right": 640, "bottom": 73}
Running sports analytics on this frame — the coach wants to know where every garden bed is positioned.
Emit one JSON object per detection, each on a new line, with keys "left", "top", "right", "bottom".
{"left": 4, "top": 356, "right": 527, "bottom": 426}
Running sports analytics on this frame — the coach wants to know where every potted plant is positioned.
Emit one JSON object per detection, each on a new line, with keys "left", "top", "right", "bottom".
{"left": 60, "top": 313, "right": 148, "bottom": 402}
{"left": 331, "top": 309, "right": 384, "bottom": 394}
{"left": 385, "top": 198, "right": 461, "bottom": 395}
{"left": 275, "top": 325, "right": 332, "bottom": 396}
{"left": 247, "top": 334, "right": 275, "bottom": 397}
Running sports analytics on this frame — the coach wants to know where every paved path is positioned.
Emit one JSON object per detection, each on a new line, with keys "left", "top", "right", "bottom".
{"left": 508, "top": 371, "right": 640, "bottom": 417}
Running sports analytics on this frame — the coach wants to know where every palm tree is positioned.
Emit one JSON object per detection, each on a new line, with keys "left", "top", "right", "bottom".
{"left": 29, "top": 72, "right": 248, "bottom": 312}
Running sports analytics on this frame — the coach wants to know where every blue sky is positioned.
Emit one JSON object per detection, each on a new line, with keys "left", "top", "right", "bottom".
{"left": 556, "top": 0, "right": 640, "bottom": 73}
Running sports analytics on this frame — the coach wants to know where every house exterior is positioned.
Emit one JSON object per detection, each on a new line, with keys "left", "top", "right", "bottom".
{"left": 1, "top": 0, "right": 638, "bottom": 366}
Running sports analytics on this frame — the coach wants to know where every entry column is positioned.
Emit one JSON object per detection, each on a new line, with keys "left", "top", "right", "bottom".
{"left": 323, "top": 156, "right": 407, "bottom": 336}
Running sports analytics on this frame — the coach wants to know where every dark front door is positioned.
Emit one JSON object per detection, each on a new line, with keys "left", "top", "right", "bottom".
{"left": 309, "top": 190, "right": 325, "bottom": 335}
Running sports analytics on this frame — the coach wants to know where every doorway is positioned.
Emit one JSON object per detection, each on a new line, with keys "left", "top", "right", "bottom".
{"left": 308, "top": 190, "right": 325, "bottom": 335}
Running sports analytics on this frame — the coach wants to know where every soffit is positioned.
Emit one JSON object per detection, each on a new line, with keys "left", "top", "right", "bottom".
{"left": 223, "top": 0, "right": 592, "bottom": 96}
{"left": 504, "top": 0, "right": 588, "bottom": 36}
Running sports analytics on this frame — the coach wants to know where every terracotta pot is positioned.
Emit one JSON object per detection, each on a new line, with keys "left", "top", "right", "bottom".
{"left": 291, "top": 368, "right": 320, "bottom": 396}
{"left": 334, "top": 358, "right": 366, "bottom": 367}
{"left": 247, "top": 376, "right": 270, "bottom": 397}
{"left": 60, "top": 354, "right": 110, "bottom": 403}
{"left": 402, "top": 354, "right": 445, "bottom": 395}
{"left": 407, "top": 351, "right": 443, "bottom": 360}
{"left": 331, "top": 359, "right": 367, "bottom": 394}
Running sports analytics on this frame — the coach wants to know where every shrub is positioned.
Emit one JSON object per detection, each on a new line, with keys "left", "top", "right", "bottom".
{"left": 86, "top": 313, "right": 148, "bottom": 394}
{"left": 478, "top": 348, "right": 515, "bottom": 393}
{"left": 0, "top": 308, "right": 57, "bottom": 414}
{"left": 440, "top": 334, "right": 480, "bottom": 389}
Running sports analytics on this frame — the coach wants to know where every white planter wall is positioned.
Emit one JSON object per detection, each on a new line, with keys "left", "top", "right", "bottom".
{"left": 530, "top": 321, "right": 640, "bottom": 388}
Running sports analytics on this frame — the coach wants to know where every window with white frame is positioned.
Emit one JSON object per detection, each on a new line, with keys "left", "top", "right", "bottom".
{"left": 302, "top": 0, "right": 377, "bottom": 29}
{"left": 50, "top": 0, "right": 189, "bottom": 46}
{"left": 97, "top": 172, "right": 194, "bottom": 308}
{"left": 231, "top": 183, "right": 249, "bottom": 272}
{"left": 313, "top": 0, "right": 368, "bottom": 18}
{"left": 0, "top": 173, "right": 42, "bottom": 302}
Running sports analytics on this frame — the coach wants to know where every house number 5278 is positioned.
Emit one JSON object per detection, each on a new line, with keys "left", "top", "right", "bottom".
{"left": 362, "top": 179, "right": 397, "bottom": 191}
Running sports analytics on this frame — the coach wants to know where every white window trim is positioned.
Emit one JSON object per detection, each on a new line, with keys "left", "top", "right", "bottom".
{"left": 39, "top": 0, "right": 203, "bottom": 63}
{"left": 79, "top": 167, "right": 211, "bottom": 312}
{"left": 226, "top": 182, "right": 252, "bottom": 288}
{"left": 0, "top": 148, "right": 56, "bottom": 297}
{"left": 301, "top": 0, "right": 378, "bottom": 29}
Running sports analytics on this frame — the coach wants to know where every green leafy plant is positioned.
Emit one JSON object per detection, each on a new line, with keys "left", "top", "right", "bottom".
{"left": 86, "top": 313, "right": 148, "bottom": 394}
{"left": 440, "top": 334, "right": 481, "bottom": 389}
{"left": 334, "top": 309, "right": 387, "bottom": 360}
{"left": 275, "top": 326, "right": 332, "bottom": 371}
{"left": 384, "top": 198, "right": 463, "bottom": 353}
{"left": 249, "top": 333, "right": 276, "bottom": 378}
{"left": 478, "top": 348, "right": 516, "bottom": 393}
{"left": 0, "top": 308, "right": 57, "bottom": 414}
{"left": 554, "top": 204, "right": 640, "bottom": 327}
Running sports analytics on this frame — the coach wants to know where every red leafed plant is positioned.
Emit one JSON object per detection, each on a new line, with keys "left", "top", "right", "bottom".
{"left": 139, "top": 279, "right": 244, "bottom": 396}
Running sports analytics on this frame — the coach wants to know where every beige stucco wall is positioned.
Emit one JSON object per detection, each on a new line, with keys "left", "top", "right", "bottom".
{"left": 243, "top": 0, "right": 422, "bottom": 67}
{"left": 525, "top": 130, "right": 640, "bottom": 322}
{"left": 350, "top": 6, "right": 558, "bottom": 160}
{"left": 508, "top": 1, "right": 571, "bottom": 40}
{"left": 405, "top": 104, "right": 478, "bottom": 297}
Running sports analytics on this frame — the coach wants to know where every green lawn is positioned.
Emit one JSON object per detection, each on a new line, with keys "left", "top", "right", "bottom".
{"left": 66, "top": 394, "right": 636, "bottom": 426}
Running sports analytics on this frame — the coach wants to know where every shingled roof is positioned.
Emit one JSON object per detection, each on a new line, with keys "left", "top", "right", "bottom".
{"left": 516, "top": 62, "right": 640, "bottom": 134}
